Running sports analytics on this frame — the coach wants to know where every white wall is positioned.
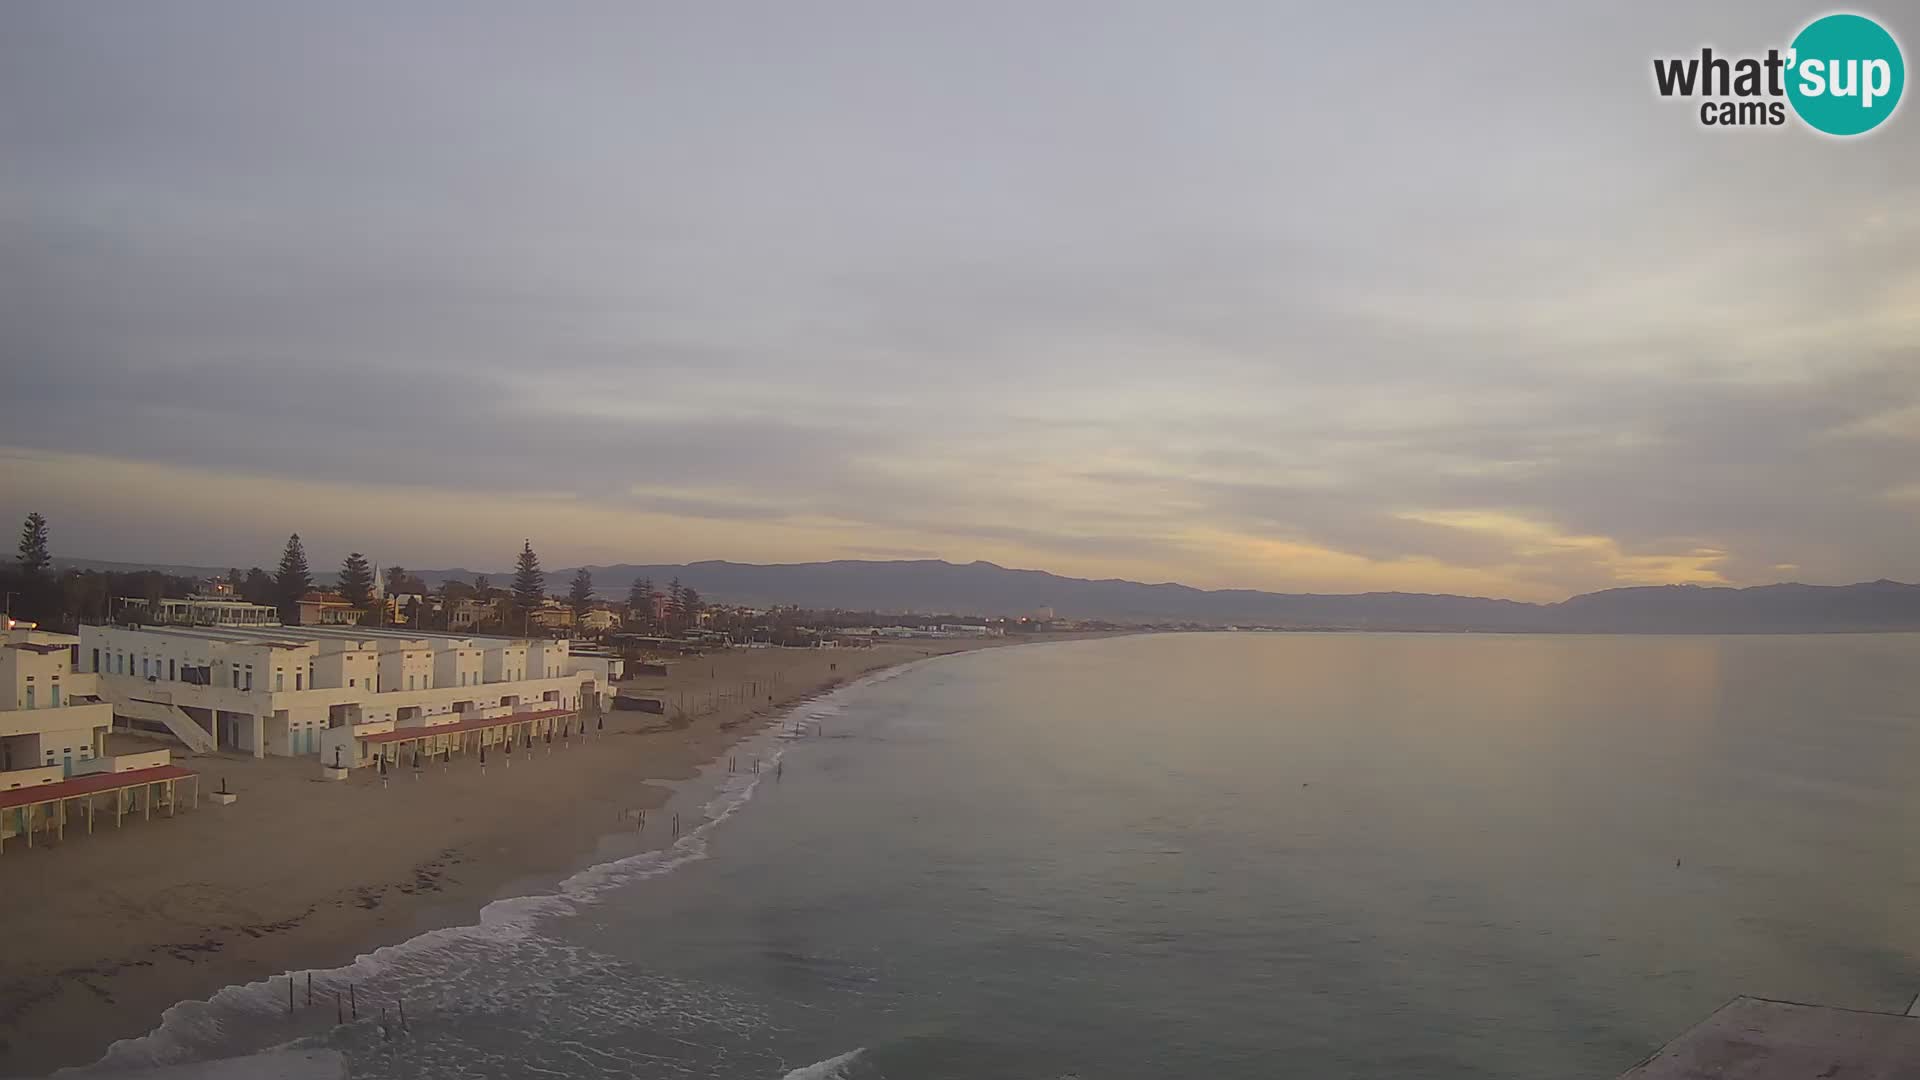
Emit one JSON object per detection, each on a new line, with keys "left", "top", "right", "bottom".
{"left": 79, "top": 625, "right": 603, "bottom": 760}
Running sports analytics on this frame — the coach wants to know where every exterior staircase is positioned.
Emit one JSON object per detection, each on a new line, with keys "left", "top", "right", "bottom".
{"left": 111, "top": 693, "right": 217, "bottom": 755}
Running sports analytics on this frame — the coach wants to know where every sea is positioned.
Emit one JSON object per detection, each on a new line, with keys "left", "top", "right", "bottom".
{"left": 74, "top": 632, "right": 1920, "bottom": 1079}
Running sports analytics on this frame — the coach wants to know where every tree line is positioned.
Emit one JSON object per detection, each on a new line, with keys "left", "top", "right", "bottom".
{"left": 4, "top": 513, "right": 704, "bottom": 636}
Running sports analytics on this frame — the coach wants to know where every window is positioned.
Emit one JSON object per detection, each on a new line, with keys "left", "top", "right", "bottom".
{"left": 276, "top": 672, "right": 284, "bottom": 691}
{"left": 349, "top": 678, "right": 356, "bottom": 688}
{"left": 169, "top": 659, "right": 176, "bottom": 680}
{"left": 91, "top": 648, "right": 99, "bottom": 672}
{"left": 25, "top": 686, "right": 35, "bottom": 708}
{"left": 295, "top": 671, "right": 303, "bottom": 691}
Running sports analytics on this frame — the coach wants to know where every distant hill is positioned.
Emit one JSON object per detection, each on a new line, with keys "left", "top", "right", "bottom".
{"left": 51, "top": 555, "right": 1920, "bottom": 633}
{"left": 1546, "top": 579, "right": 1920, "bottom": 633}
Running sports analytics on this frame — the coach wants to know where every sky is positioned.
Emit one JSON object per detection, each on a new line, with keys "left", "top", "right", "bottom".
{"left": 2, "top": 2, "right": 1915, "bottom": 602}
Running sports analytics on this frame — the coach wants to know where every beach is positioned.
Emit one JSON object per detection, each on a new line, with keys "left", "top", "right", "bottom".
{"left": 0, "top": 640, "right": 1002, "bottom": 1078}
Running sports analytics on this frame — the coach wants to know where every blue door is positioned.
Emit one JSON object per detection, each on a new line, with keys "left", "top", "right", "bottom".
{"left": 62, "top": 752, "right": 73, "bottom": 777}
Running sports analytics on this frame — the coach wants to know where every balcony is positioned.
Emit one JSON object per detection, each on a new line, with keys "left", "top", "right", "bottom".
{"left": 0, "top": 701, "right": 114, "bottom": 738}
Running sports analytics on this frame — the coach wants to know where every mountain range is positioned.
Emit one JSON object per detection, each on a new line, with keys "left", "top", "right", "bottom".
{"left": 53, "top": 556, "right": 1920, "bottom": 633}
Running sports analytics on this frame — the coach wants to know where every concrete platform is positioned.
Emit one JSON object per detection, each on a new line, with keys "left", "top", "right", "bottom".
{"left": 1619, "top": 996, "right": 1920, "bottom": 1078}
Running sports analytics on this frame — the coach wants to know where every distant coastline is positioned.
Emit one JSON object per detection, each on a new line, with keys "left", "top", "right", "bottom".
{"left": 50, "top": 556, "right": 1920, "bottom": 635}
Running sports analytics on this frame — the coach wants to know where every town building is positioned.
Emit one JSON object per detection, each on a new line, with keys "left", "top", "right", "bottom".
{"left": 79, "top": 623, "right": 619, "bottom": 762}
{"left": 578, "top": 609, "right": 619, "bottom": 634}
{"left": 119, "top": 595, "right": 282, "bottom": 628}
{"left": 447, "top": 598, "right": 493, "bottom": 631}
{"left": 296, "top": 592, "right": 363, "bottom": 626}
{"left": 529, "top": 603, "right": 574, "bottom": 631}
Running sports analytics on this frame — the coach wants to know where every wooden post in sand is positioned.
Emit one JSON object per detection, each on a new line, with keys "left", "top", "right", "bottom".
{"left": 350, "top": 983, "right": 357, "bottom": 1020}
{"left": 287, "top": 975, "right": 294, "bottom": 1014}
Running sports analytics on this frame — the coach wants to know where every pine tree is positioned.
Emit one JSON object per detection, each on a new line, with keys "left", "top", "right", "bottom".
{"left": 511, "top": 541, "right": 545, "bottom": 610}
{"left": 226, "top": 567, "right": 244, "bottom": 594}
{"left": 568, "top": 567, "right": 595, "bottom": 615}
{"left": 680, "top": 586, "right": 703, "bottom": 621}
{"left": 666, "top": 578, "right": 686, "bottom": 617}
{"left": 17, "top": 512, "right": 51, "bottom": 577}
{"left": 627, "top": 577, "right": 655, "bottom": 621}
{"left": 384, "top": 565, "right": 409, "bottom": 597}
{"left": 473, "top": 574, "right": 492, "bottom": 599}
{"left": 339, "top": 552, "right": 375, "bottom": 610}
{"left": 243, "top": 567, "right": 275, "bottom": 606}
{"left": 276, "top": 534, "right": 313, "bottom": 624}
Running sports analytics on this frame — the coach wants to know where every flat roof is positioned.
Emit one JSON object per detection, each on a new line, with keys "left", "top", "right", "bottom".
{"left": 5, "top": 641, "right": 71, "bottom": 654}
{"left": 357, "top": 707, "right": 577, "bottom": 745}
{"left": 87, "top": 621, "right": 572, "bottom": 651}
{"left": 0, "top": 764, "right": 196, "bottom": 811}
{"left": 1619, "top": 996, "right": 1920, "bottom": 1078}
{"left": 92, "top": 624, "right": 312, "bottom": 647}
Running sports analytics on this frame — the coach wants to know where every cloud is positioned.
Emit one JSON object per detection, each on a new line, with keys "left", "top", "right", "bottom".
{"left": 2, "top": 1, "right": 1917, "bottom": 600}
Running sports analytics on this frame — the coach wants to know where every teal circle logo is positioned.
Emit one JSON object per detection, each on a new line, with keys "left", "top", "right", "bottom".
{"left": 1786, "top": 13, "right": 1905, "bottom": 135}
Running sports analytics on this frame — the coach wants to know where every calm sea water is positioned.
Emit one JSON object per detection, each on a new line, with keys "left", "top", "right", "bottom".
{"left": 87, "top": 633, "right": 1920, "bottom": 1079}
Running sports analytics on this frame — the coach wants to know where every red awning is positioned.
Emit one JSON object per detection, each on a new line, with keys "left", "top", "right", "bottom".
{"left": 357, "top": 707, "right": 576, "bottom": 745}
{"left": 0, "top": 764, "right": 196, "bottom": 811}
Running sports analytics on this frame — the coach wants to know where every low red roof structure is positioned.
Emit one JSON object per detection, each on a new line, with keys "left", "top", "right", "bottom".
{"left": 0, "top": 764, "right": 195, "bottom": 811}
{"left": 1, "top": 763, "right": 200, "bottom": 854}
{"left": 358, "top": 707, "right": 575, "bottom": 746}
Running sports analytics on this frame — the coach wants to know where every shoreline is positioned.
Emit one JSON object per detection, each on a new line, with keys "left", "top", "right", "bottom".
{"left": 0, "top": 638, "right": 1033, "bottom": 1078}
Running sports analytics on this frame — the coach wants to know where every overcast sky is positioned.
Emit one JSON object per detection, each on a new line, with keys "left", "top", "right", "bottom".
{"left": 2, "top": 2, "right": 1915, "bottom": 601}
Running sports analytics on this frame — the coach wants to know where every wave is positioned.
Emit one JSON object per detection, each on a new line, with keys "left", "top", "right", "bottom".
{"left": 71, "top": 658, "right": 938, "bottom": 1076}
{"left": 781, "top": 1047, "right": 865, "bottom": 1080}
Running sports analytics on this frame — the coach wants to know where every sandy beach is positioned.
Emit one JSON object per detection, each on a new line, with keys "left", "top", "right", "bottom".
{"left": 0, "top": 640, "right": 1008, "bottom": 1077}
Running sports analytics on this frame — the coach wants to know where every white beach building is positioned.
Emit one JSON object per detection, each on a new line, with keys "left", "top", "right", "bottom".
{"left": 0, "top": 625, "right": 193, "bottom": 852}
{"left": 79, "top": 623, "right": 620, "bottom": 761}
{"left": 1, "top": 626, "right": 114, "bottom": 780}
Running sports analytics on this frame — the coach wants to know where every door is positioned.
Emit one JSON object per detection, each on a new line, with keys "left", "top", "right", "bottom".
{"left": 63, "top": 752, "right": 73, "bottom": 777}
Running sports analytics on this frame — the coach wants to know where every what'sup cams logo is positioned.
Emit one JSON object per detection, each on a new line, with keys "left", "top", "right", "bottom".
{"left": 1654, "top": 12, "right": 1904, "bottom": 135}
